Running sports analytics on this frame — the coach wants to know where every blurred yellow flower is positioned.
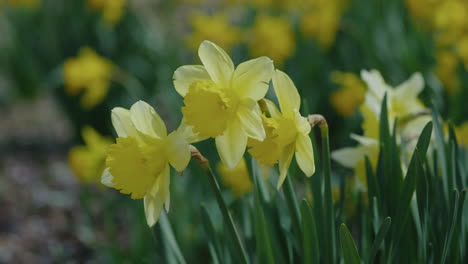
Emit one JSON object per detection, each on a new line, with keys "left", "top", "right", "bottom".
{"left": 218, "top": 158, "right": 252, "bottom": 197}
{"left": 249, "top": 70, "right": 315, "bottom": 188}
{"left": 455, "top": 122, "right": 468, "bottom": 149}
{"left": 329, "top": 71, "right": 366, "bottom": 116}
{"left": 300, "top": 0, "right": 342, "bottom": 49}
{"left": 186, "top": 13, "right": 241, "bottom": 53}
{"left": 63, "top": 47, "right": 115, "bottom": 109}
{"left": 247, "top": 15, "right": 295, "bottom": 66}
{"left": 102, "top": 101, "right": 199, "bottom": 227}
{"left": 87, "top": 0, "right": 126, "bottom": 26}
{"left": 434, "top": 50, "right": 459, "bottom": 94}
{"left": 173, "top": 40, "right": 274, "bottom": 169}
{"left": 433, "top": 0, "right": 467, "bottom": 47}
{"left": 406, "top": 0, "right": 440, "bottom": 24}
{"left": 69, "top": 126, "right": 113, "bottom": 184}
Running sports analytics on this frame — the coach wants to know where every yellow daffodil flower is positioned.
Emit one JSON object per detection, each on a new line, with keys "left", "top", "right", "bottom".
{"left": 218, "top": 158, "right": 252, "bottom": 197}
{"left": 69, "top": 126, "right": 113, "bottom": 184}
{"left": 434, "top": 50, "right": 459, "bottom": 94}
{"left": 101, "top": 101, "right": 199, "bottom": 227}
{"left": 186, "top": 13, "right": 241, "bottom": 53}
{"left": 300, "top": 0, "right": 343, "bottom": 49}
{"left": 329, "top": 71, "right": 366, "bottom": 116}
{"left": 87, "top": 0, "right": 126, "bottom": 26}
{"left": 455, "top": 122, "right": 468, "bottom": 150}
{"left": 249, "top": 70, "right": 315, "bottom": 188}
{"left": 247, "top": 15, "right": 295, "bottom": 66}
{"left": 173, "top": 40, "right": 274, "bottom": 169}
{"left": 63, "top": 47, "right": 115, "bottom": 109}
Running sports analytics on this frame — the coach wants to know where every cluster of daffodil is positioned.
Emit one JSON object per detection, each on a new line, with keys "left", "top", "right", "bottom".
{"left": 406, "top": 0, "right": 468, "bottom": 94}
{"left": 184, "top": 0, "right": 346, "bottom": 66}
{"left": 332, "top": 69, "right": 430, "bottom": 191}
{"left": 96, "top": 41, "right": 315, "bottom": 227}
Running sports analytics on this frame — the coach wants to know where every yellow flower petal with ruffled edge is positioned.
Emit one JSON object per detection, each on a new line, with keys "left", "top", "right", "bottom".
{"left": 182, "top": 80, "right": 233, "bottom": 137}
{"left": 248, "top": 116, "right": 281, "bottom": 165}
{"left": 106, "top": 136, "right": 164, "bottom": 199}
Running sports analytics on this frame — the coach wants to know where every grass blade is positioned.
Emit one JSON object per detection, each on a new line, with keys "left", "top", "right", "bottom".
{"left": 301, "top": 199, "right": 320, "bottom": 264}
{"left": 339, "top": 224, "right": 361, "bottom": 264}
{"left": 367, "top": 217, "right": 391, "bottom": 263}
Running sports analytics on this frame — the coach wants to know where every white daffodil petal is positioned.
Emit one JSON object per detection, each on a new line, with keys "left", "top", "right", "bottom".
{"left": 173, "top": 65, "right": 210, "bottom": 96}
{"left": 272, "top": 70, "right": 301, "bottom": 117}
{"left": 331, "top": 147, "right": 366, "bottom": 168}
{"left": 215, "top": 119, "right": 247, "bottom": 169}
{"left": 232, "top": 56, "right": 274, "bottom": 100}
{"left": 166, "top": 132, "right": 191, "bottom": 173}
{"left": 395, "top": 72, "right": 424, "bottom": 99}
{"left": 360, "top": 69, "right": 388, "bottom": 99}
{"left": 130, "top": 101, "right": 167, "bottom": 138}
{"left": 111, "top": 107, "right": 137, "bottom": 138}
{"left": 144, "top": 193, "right": 164, "bottom": 227}
{"left": 295, "top": 134, "right": 315, "bottom": 177}
{"left": 101, "top": 168, "right": 115, "bottom": 187}
{"left": 237, "top": 103, "right": 265, "bottom": 141}
{"left": 263, "top": 99, "right": 281, "bottom": 118}
{"left": 198, "top": 40, "right": 234, "bottom": 85}
{"left": 277, "top": 143, "right": 295, "bottom": 189}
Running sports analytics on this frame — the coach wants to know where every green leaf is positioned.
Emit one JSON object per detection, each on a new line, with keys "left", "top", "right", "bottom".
{"left": 339, "top": 224, "right": 361, "bottom": 264}
{"left": 283, "top": 175, "right": 302, "bottom": 251}
{"left": 301, "top": 199, "right": 320, "bottom": 264}
{"left": 200, "top": 205, "right": 222, "bottom": 264}
{"left": 367, "top": 217, "right": 391, "bottom": 264}
{"left": 159, "top": 212, "right": 187, "bottom": 264}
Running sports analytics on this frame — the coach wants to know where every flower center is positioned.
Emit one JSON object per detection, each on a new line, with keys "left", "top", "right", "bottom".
{"left": 182, "top": 80, "right": 237, "bottom": 137}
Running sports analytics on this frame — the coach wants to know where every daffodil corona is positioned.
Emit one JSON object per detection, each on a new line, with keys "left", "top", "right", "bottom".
{"left": 173, "top": 40, "right": 274, "bottom": 169}
{"left": 249, "top": 70, "right": 315, "bottom": 188}
{"left": 101, "top": 101, "right": 197, "bottom": 227}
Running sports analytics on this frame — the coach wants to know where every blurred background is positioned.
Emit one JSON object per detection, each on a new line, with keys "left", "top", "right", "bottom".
{"left": 1, "top": 0, "right": 468, "bottom": 262}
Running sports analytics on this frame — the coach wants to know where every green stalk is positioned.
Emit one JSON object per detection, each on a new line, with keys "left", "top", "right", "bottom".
{"left": 191, "top": 147, "right": 250, "bottom": 264}
{"left": 283, "top": 174, "right": 302, "bottom": 249}
{"left": 309, "top": 115, "right": 336, "bottom": 263}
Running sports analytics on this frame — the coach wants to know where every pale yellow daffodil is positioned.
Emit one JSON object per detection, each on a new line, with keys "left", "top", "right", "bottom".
{"left": 173, "top": 40, "right": 274, "bottom": 169}
{"left": 249, "top": 70, "right": 315, "bottom": 188}
{"left": 101, "top": 101, "right": 198, "bottom": 227}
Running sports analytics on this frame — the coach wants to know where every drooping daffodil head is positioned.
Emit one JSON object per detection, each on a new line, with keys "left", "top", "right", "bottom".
{"left": 101, "top": 101, "right": 197, "bottom": 227}
{"left": 173, "top": 40, "right": 274, "bottom": 169}
{"left": 249, "top": 69, "right": 315, "bottom": 189}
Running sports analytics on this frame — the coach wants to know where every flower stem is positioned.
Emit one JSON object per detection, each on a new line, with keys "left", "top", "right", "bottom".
{"left": 309, "top": 115, "right": 336, "bottom": 263}
{"left": 191, "top": 147, "right": 250, "bottom": 264}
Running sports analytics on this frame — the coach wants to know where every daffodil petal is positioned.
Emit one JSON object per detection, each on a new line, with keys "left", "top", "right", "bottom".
{"left": 360, "top": 69, "right": 388, "bottom": 99}
{"left": 331, "top": 147, "right": 365, "bottom": 168}
{"left": 130, "top": 101, "right": 167, "bottom": 138}
{"left": 215, "top": 119, "right": 247, "bottom": 169}
{"left": 272, "top": 69, "right": 301, "bottom": 117}
{"left": 394, "top": 72, "right": 424, "bottom": 98}
{"left": 198, "top": 40, "right": 234, "bottom": 85}
{"left": 263, "top": 99, "right": 281, "bottom": 118}
{"left": 277, "top": 143, "right": 295, "bottom": 189}
{"left": 166, "top": 132, "right": 191, "bottom": 173}
{"left": 232, "top": 56, "right": 274, "bottom": 100}
{"left": 111, "top": 107, "right": 138, "bottom": 138}
{"left": 144, "top": 165, "right": 170, "bottom": 227}
{"left": 237, "top": 103, "right": 265, "bottom": 141}
{"left": 144, "top": 192, "right": 164, "bottom": 227}
{"left": 101, "top": 168, "right": 115, "bottom": 187}
{"left": 173, "top": 65, "right": 210, "bottom": 96}
{"left": 295, "top": 133, "right": 315, "bottom": 177}
{"left": 174, "top": 119, "right": 208, "bottom": 143}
